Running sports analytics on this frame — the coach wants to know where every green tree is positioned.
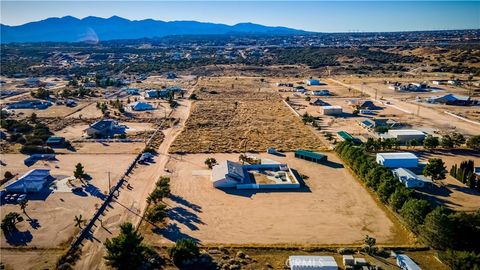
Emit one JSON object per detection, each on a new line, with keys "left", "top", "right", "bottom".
{"left": 466, "top": 135, "right": 480, "bottom": 150}
{"left": 439, "top": 250, "right": 480, "bottom": 270}
{"left": 399, "top": 199, "right": 431, "bottom": 232}
{"left": 104, "top": 223, "right": 148, "bottom": 270}
{"left": 364, "top": 235, "right": 376, "bottom": 254}
{"left": 1, "top": 212, "right": 24, "bottom": 234}
{"left": 147, "top": 177, "right": 171, "bottom": 204}
{"left": 388, "top": 187, "right": 412, "bottom": 212}
{"left": 204, "top": 158, "right": 217, "bottom": 169}
{"left": 420, "top": 206, "right": 453, "bottom": 250}
{"left": 19, "top": 200, "right": 28, "bottom": 215}
{"left": 423, "top": 158, "right": 446, "bottom": 181}
{"left": 146, "top": 203, "right": 167, "bottom": 223}
{"left": 169, "top": 238, "right": 200, "bottom": 266}
{"left": 440, "top": 135, "right": 454, "bottom": 149}
{"left": 451, "top": 133, "right": 466, "bottom": 148}
{"left": 74, "top": 163, "right": 85, "bottom": 180}
{"left": 423, "top": 135, "right": 439, "bottom": 150}
{"left": 28, "top": 112, "right": 38, "bottom": 123}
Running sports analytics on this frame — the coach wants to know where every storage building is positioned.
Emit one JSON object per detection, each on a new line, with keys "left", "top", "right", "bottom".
{"left": 295, "top": 150, "right": 327, "bottom": 163}
{"left": 396, "top": 255, "right": 421, "bottom": 270}
{"left": 288, "top": 256, "right": 338, "bottom": 270}
{"left": 386, "top": 129, "right": 426, "bottom": 143}
{"left": 376, "top": 152, "right": 418, "bottom": 168}
{"left": 392, "top": 168, "right": 431, "bottom": 188}
{"left": 321, "top": 106, "right": 342, "bottom": 115}
{"left": 306, "top": 79, "right": 321, "bottom": 86}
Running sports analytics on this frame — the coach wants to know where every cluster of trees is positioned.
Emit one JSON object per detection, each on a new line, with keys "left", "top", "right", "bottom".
{"left": 301, "top": 112, "right": 315, "bottom": 124}
{"left": 204, "top": 157, "right": 217, "bottom": 169}
{"left": 450, "top": 160, "right": 480, "bottom": 191}
{"left": 0, "top": 116, "right": 54, "bottom": 154}
{"left": 364, "top": 138, "right": 400, "bottom": 152}
{"left": 60, "top": 87, "right": 95, "bottom": 98}
{"left": 145, "top": 176, "right": 171, "bottom": 223}
{"left": 103, "top": 221, "right": 201, "bottom": 269}
{"left": 30, "top": 88, "right": 51, "bottom": 100}
{"left": 335, "top": 141, "right": 480, "bottom": 268}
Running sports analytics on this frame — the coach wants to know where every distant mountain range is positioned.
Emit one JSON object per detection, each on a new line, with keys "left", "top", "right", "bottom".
{"left": 0, "top": 16, "right": 308, "bottom": 43}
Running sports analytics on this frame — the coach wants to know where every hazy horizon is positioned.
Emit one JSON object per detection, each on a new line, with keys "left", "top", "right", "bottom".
{"left": 1, "top": 1, "right": 479, "bottom": 32}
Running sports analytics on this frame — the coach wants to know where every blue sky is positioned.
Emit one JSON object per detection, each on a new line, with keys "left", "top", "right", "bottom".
{"left": 1, "top": 1, "right": 479, "bottom": 32}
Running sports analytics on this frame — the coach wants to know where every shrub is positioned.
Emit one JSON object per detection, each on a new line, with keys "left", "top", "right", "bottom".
{"left": 170, "top": 238, "right": 200, "bottom": 266}
{"left": 20, "top": 145, "right": 54, "bottom": 154}
{"left": 4, "top": 171, "right": 14, "bottom": 180}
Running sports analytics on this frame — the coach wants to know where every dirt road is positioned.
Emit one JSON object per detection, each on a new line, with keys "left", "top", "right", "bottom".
{"left": 74, "top": 97, "right": 193, "bottom": 270}
{"left": 328, "top": 78, "right": 480, "bottom": 136}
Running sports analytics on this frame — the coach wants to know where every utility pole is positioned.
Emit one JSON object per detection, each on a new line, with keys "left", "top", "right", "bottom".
{"left": 108, "top": 171, "right": 111, "bottom": 193}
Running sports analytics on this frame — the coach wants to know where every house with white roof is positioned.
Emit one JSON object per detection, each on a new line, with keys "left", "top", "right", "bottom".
{"left": 382, "top": 129, "right": 426, "bottom": 143}
{"left": 5, "top": 169, "right": 51, "bottom": 193}
{"left": 211, "top": 160, "right": 300, "bottom": 189}
{"left": 288, "top": 256, "right": 338, "bottom": 270}
{"left": 376, "top": 152, "right": 418, "bottom": 168}
{"left": 392, "top": 168, "right": 431, "bottom": 188}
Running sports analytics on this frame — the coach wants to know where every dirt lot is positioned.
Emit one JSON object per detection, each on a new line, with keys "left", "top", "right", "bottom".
{"left": 170, "top": 77, "right": 325, "bottom": 153}
{"left": 140, "top": 152, "right": 413, "bottom": 246}
{"left": 411, "top": 149, "right": 480, "bottom": 212}
{"left": 0, "top": 153, "right": 137, "bottom": 251}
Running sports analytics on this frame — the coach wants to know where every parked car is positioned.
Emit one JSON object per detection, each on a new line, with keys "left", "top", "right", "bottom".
{"left": 17, "top": 194, "right": 27, "bottom": 203}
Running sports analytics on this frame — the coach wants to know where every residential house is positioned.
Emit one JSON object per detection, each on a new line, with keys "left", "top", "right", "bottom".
{"left": 46, "top": 136, "right": 66, "bottom": 148}
{"left": 311, "top": 90, "right": 330, "bottom": 96}
{"left": 359, "top": 118, "right": 400, "bottom": 131}
{"left": 310, "top": 99, "right": 330, "bottom": 106}
{"left": 5, "top": 169, "right": 51, "bottom": 193}
{"left": 7, "top": 99, "right": 52, "bottom": 109}
{"left": 392, "top": 168, "right": 431, "bottom": 188}
{"left": 84, "top": 119, "right": 125, "bottom": 138}
{"left": 129, "top": 102, "right": 154, "bottom": 111}
{"left": 427, "top": 93, "right": 477, "bottom": 106}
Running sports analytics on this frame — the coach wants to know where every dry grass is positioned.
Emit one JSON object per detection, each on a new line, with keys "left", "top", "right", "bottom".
{"left": 170, "top": 77, "right": 324, "bottom": 153}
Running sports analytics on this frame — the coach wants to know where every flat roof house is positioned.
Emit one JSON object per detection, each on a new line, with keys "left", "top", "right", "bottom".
{"left": 84, "top": 119, "right": 125, "bottom": 138}
{"left": 392, "top": 168, "right": 431, "bottom": 188}
{"left": 376, "top": 152, "right": 418, "bottom": 168}
{"left": 311, "top": 90, "right": 330, "bottom": 96}
{"left": 288, "top": 256, "right": 338, "bottom": 270}
{"left": 129, "top": 101, "right": 154, "bottom": 111}
{"left": 5, "top": 169, "right": 51, "bottom": 193}
{"left": 211, "top": 160, "right": 300, "bottom": 189}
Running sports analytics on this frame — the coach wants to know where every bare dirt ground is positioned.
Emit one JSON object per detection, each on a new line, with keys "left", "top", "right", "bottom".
{"left": 140, "top": 152, "right": 412, "bottom": 246}
{"left": 0, "top": 153, "right": 137, "bottom": 267}
{"left": 170, "top": 77, "right": 325, "bottom": 153}
{"left": 411, "top": 149, "right": 480, "bottom": 212}
{"left": 66, "top": 102, "right": 103, "bottom": 119}
{"left": 74, "top": 89, "right": 194, "bottom": 270}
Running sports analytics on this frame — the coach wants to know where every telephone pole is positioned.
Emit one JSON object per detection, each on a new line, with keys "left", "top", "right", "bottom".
{"left": 108, "top": 171, "right": 111, "bottom": 193}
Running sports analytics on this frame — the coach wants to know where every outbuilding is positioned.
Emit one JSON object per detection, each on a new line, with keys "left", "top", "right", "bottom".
{"left": 306, "top": 79, "right": 321, "bottom": 86}
{"left": 396, "top": 255, "right": 421, "bottom": 270}
{"left": 288, "top": 256, "right": 338, "bottom": 270}
{"left": 384, "top": 129, "right": 426, "bottom": 143}
{"left": 321, "top": 106, "right": 342, "bottom": 115}
{"left": 392, "top": 168, "right": 431, "bottom": 188}
{"left": 295, "top": 150, "right": 327, "bottom": 163}
{"left": 376, "top": 152, "right": 418, "bottom": 168}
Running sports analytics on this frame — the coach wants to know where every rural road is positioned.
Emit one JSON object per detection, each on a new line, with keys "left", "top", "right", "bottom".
{"left": 327, "top": 78, "right": 480, "bottom": 136}
{"left": 74, "top": 95, "right": 193, "bottom": 269}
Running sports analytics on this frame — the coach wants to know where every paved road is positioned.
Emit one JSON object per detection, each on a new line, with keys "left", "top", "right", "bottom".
{"left": 328, "top": 78, "right": 480, "bottom": 136}
{"left": 74, "top": 96, "right": 193, "bottom": 269}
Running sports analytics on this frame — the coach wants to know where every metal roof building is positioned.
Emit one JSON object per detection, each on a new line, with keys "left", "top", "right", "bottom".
{"left": 288, "top": 256, "right": 338, "bottom": 270}
{"left": 396, "top": 255, "right": 422, "bottom": 270}
{"left": 383, "top": 129, "right": 426, "bottom": 143}
{"left": 5, "top": 169, "right": 51, "bottom": 193}
{"left": 376, "top": 152, "right": 418, "bottom": 168}
{"left": 295, "top": 150, "right": 327, "bottom": 164}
